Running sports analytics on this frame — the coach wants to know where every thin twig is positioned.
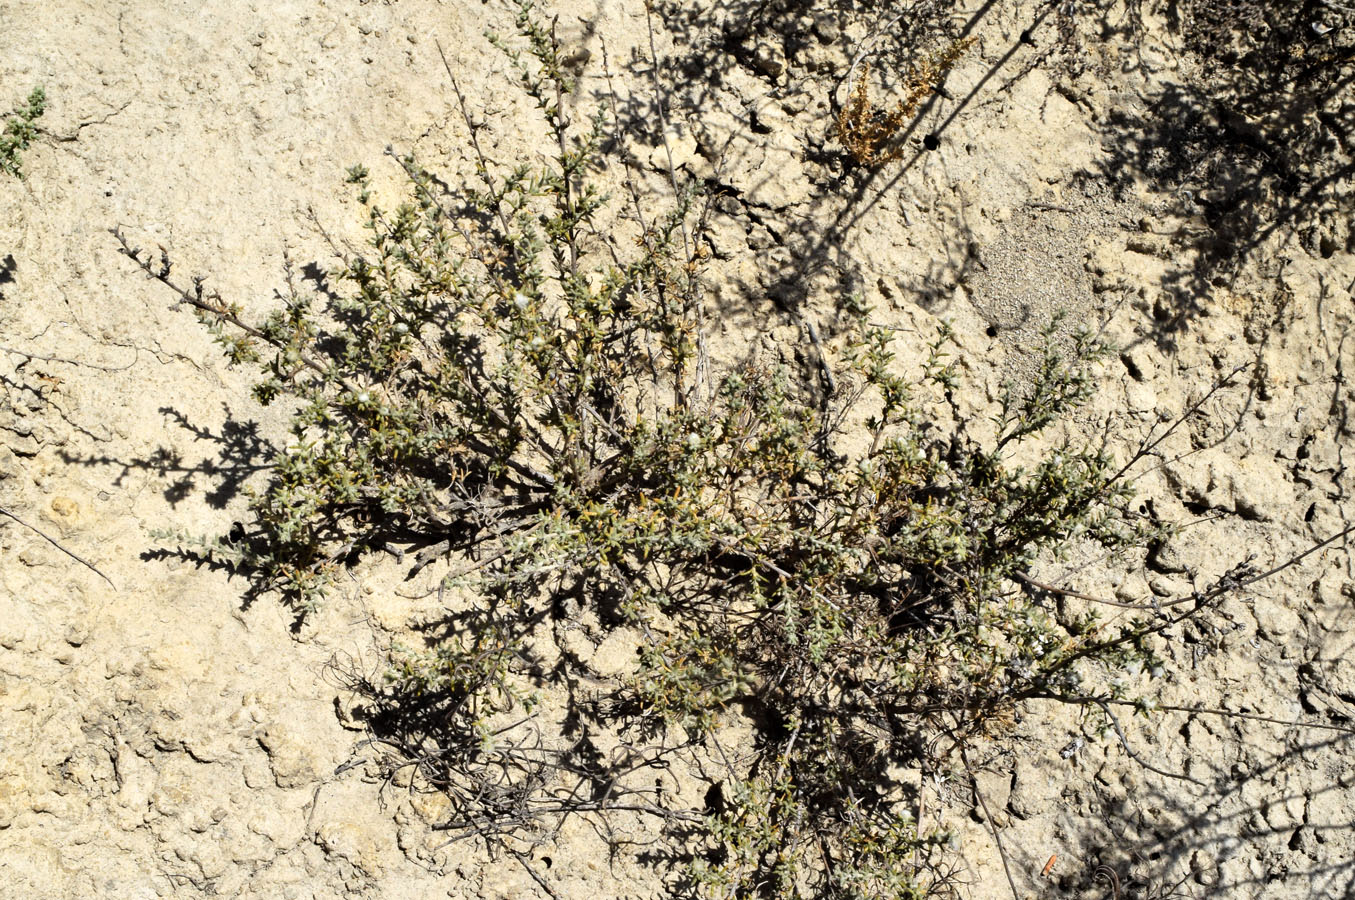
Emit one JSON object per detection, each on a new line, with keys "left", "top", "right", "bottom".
{"left": 0, "top": 343, "right": 137, "bottom": 372}
{"left": 1234, "top": 521, "right": 1355, "bottom": 591}
{"left": 804, "top": 318, "right": 839, "bottom": 395}
{"left": 1042, "top": 694, "right": 1355, "bottom": 737}
{"left": 1013, "top": 570, "right": 1116, "bottom": 605}
{"left": 961, "top": 743, "right": 1021, "bottom": 900}
{"left": 1093, "top": 865, "right": 1123, "bottom": 900}
{"left": 1152, "top": 703, "right": 1355, "bottom": 736}
{"left": 1040, "top": 521, "right": 1355, "bottom": 680}
{"left": 0, "top": 505, "right": 116, "bottom": 588}
{"left": 1093, "top": 699, "right": 1201, "bottom": 785}
{"left": 1021, "top": 521, "right": 1355, "bottom": 612}
{"left": 508, "top": 847, "right": 562, "bottom": 900}
{"left": 1109, "top": 362, "right": 1248, "bottom": 485}
{"left": 436, "top": 41, "right": 520, "bottom": 260}
{"left": 843, "top": 9, "right": 910, "bottom": 100}
{"left": 641, "top": 4, "right": 709, "bottom": 400}
{"left": 641, "top": 3, "right": 691, "bottom": 263}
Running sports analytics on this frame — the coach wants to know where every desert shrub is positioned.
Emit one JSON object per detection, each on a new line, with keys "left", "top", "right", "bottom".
{"left": 2, "top": 86, "right": 45, "bottom": 179}
{"left": 120, "top": 5, "right": 1181, "bottom": 896}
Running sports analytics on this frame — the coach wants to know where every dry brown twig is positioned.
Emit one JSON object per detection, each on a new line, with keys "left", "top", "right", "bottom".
{"left": 0, "top": 505, "right": 116, "bottom": 588}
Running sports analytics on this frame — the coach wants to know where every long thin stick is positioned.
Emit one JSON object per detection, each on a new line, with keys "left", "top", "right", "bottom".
{"left": 804, "top": 318, "right": 839, "bottom": 395}
{"left": 1040, "top": 694, "right": 1355, "bottom": 737}
{"left": 961, "top": 744, "right": 1020, "bottom": 900}
{"left": 508, "top": 847, "right": 562, "bottom": 900}
{"left": 0, "top": 505, "right": 116, "bottom": 588}
{"left": 1235, "top": 522, "right": 1355, "bottom": 591}
{"left": 1018, "top": 522, "right": 1355, "bottom": 613}
{"left": 0, "top": 343, "right": 137, "bottom": 372}
{"left": 1109, "top": 362, "right": 1248, "bottom": 485}
{"left": 1094, "top": 699, "right": 1200, "bottom": 784}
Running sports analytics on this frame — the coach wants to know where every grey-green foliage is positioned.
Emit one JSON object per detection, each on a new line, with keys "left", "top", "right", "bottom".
{"left": 2, "top": 86, "right": 45, "bottom": 179}
{"left": 127, "top": 4, "right": 1174, "bottom": 896}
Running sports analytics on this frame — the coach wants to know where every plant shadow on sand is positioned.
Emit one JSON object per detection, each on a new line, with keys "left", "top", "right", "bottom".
{"left": 1050, "top": 725, "right": 1355, "bottom": 898}
{"left": 1070, "top": 0, "right": 1355, "bottom": 350}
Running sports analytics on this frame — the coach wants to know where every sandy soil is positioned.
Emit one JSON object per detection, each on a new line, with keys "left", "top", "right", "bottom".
{"left": 3, "top": 1, "right": 1354, "bottom": 898}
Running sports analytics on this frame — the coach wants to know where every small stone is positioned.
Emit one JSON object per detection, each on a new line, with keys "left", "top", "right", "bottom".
{"left": 1125, "top": 381, "right": 1156, "bottom": 413}
{"left": 259, "top": 722, "right": 323, "bottom": 789}
{"left": 1008, "top": 759, "right": 1052, "bottom": 820}
{"left": 748, "top": 224, "right": 775, "bottom": 251}
{"left": 557, "top": 629, "right": 595, "bottom": 667}
{"left": 559, "top": 46, "right": 590, "bottom": 74}
{"left": 248, "top": 806, "right": 292, "bottom": 845}
{"left": 1227, "top": 456, "right": 1285, "bottom": 522}
{"left": 1149, "top": 575, "right": 1189, "bottom": 599}
{"left": 1120, "top": 345, "right": 1158, "bottom": 381}
{"left": 1190, "top": 850, "right": 1218, "bottom": 885}
{"left": 590, "top": 627, "right": 643, "bottom": 678}
{"left": 1326, "top": 656, "right": 1355, "bottom": 697}
{"left": 315, "top": 821, "right": 386, "bottom": 876}
{"left": 333, "top": 695, "right": 368, "bottom": 732}
{"left": 813, "top": 14, "right": 840, "bottom": 43}
{"left": 647, "top": 130, "right": 701, "bottom": 175}
{"left": 1148, "top": 538, "right": 1191, "bottom": 574}
{"left": 409, "top": 789, "right": 451, "bottom": 824}
{"left": 1252, "top": 599, "right": 1300, "bottom": 639}
{"left": 19, "top": 543, "right": 56, "bottom": 567}
{"left": 749, "top": 40, "right": 785, "bottom": 79}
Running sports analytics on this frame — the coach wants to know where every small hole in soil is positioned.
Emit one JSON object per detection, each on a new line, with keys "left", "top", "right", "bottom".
{"left": 1305, "top": 502, "right": 1317, "bottom": 522}
{"left": 541, "top": 856, "right": 553, "bottom": 869}
{"left": 985, "top": 324, "right": 998, "bottom": 338}
{"left": 923, "top": 133, "right": 940, "bottom": 151}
